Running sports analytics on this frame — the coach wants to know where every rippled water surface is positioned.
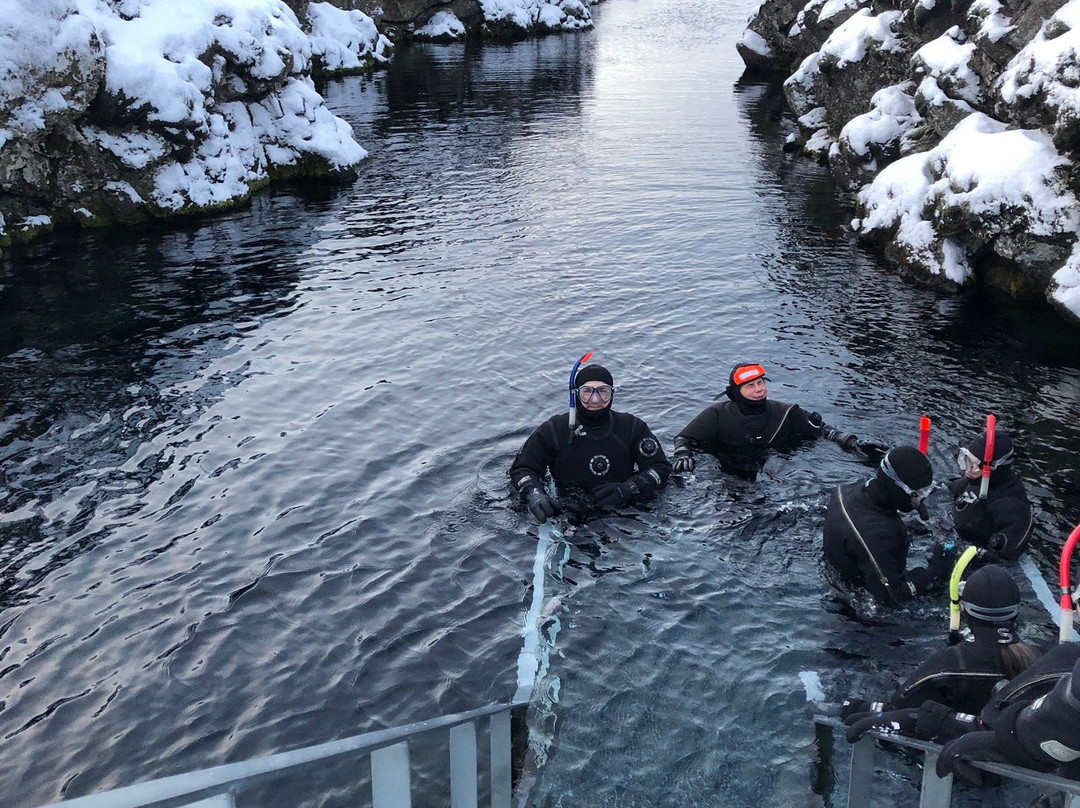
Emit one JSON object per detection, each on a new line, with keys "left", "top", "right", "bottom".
{"left": 3, "top": 0, "right": 1080, "bottom": 805}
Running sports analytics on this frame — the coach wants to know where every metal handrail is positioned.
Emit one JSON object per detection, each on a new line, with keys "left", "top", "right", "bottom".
{"left": 813, "top": 715, "right": 1080, "bottom": 808}
{"left": 35, "top": 698, "right": 529, "bottom": 808}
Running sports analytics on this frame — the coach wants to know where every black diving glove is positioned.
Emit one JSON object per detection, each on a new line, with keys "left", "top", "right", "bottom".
{"left": 840, "top": 699, "right": 885, "bottom": 723}
{"left": 671, "top": 436, "right": 696, "bottom": 473}
{"left": 925, "top": 542, "right": 954, "bottom": 585}
{"left": 851, "top": 439, "right": 889, "bottom": 464}
{"left": 594, "top": 479, "right": 639, "bottom": 509}
{"left": 936, "top": 731, "right": 1007, "bottom": 787}
{"left": 820, "top": 424, "right": 858, "bottom": 451}
{"left": 816, "top": 417, "right": 889, "bottom": 464}
{"left": 525, "top": 487, "right": 557, "bottom": 523}
{"left": 845, "top": 708, "right": 920, "bottom": 743}
{"left": 517, "top": 476, "right": 557, "bottom": 523}
{"left": 672, "top": 452, "right": 695, "bottom": 474}
{"left": 847, "top": 700, "right": 969, "bottom": 744}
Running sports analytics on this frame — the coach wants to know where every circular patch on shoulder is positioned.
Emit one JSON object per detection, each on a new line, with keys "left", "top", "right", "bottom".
{"left": 638, "top": 436, "right": 659, "bottom": 457}
{"left": 589, "top": 454, "right": 611, "bottom": 476}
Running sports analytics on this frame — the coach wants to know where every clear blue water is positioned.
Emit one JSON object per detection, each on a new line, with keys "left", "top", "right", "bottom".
{"left": 2, "top": 0, "right": 1080, "bottom": 805}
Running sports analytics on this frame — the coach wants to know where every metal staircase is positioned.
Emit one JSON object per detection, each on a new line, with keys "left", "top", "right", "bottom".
{"left": 33, "top": 699, "right": 527, "bottom": 808}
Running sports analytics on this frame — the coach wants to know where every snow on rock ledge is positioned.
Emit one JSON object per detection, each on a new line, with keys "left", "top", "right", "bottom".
{"left": 0, "top": 0, "right": 391, "bottom": 249}
{"left": 741, "top": 0, "right": 1080, "bottom": 324}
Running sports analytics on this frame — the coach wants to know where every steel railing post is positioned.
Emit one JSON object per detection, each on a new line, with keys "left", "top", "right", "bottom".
{"left": 450, "top": 722, "right": 478, "bottom": 808}
{"left": 848, "top": 735, "right": 874, "bottom": 808}
{"left": 372, "top": 741, "right": 411, "bottom": 808}
{"left": 490, "top": 709, "right": 512, "bottom": 808}
{"left": 918, "top": 750, "right": 953, "bottom": 808}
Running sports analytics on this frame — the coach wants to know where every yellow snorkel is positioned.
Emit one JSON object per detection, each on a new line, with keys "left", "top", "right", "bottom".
{"left": 948, "top": 545, "right": 980, "bottom": 645}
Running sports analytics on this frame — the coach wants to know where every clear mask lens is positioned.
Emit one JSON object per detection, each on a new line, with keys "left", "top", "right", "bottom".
{"left": 578, "top": 385, "right": 613, "bottom": 402}
{"left": 958, "top": 447, "right": 981, "bottom": 475}
{"left": 881, "top": 454, "right": 932, "bottom": 501}
{"left": 911, "top": 485, "right": 932, "bottom": 509}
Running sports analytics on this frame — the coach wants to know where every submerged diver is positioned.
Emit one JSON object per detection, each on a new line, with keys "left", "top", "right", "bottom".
{"left": 840, "top": 564, "right": 1040, "bottom": 721}
{"left": 671, "top": 362, "right": 886, "bottom": 478}
{"left": 822, "top": 446, "right": 951, "bottom": 606}
{"left": 509, "top": 363, "right": 671, "bottom": 523}
{"left": 950, "top": 427, "right": 1033, "bottom": 562}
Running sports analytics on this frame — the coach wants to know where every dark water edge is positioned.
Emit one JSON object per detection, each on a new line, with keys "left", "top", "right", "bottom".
{"left": 2, "top": 1, "right": 1080, "bottom": 806}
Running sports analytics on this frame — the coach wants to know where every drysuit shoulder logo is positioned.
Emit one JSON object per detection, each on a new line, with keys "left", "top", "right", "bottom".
{"left": 589, "top": 454, "right": 611, "bottom": 476}
{"left": 956, "top": 489, "right": 979, "bottom": 509}
{"left": 638, "top": 436, "right": 658, "bottom": 457}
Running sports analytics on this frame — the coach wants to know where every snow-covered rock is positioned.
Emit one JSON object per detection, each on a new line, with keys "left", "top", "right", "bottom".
{"left": 0, "top": 0, "right": 391, "bottom": 248}
{"left": 0, "top": 0, "right": 593, "bottom": 253}
{"left": 741, "top": 0, "right": 1080, "bottom": 324}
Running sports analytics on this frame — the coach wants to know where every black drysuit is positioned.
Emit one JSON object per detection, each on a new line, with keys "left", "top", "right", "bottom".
{"left": 675, "top": 399, "right": 820, "bottom": 477}
{"left": 509, "top": 410, "right": 671, "bottom": 510}
{"left": 823, "top": 479, "right": 938, "bottom": 605}
{"left": 988, "top": 645, "right": 1080, "bottom": 778}
{"left": 949, "top": 468, "right": 1033, "bottom": 561}
{"left": 889, "top": 625, "right": 1022, "bottom": 715}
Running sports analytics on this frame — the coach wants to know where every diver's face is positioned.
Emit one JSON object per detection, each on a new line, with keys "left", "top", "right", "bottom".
{"left": 740, "top": 378, "right": 767, "bottom": 401}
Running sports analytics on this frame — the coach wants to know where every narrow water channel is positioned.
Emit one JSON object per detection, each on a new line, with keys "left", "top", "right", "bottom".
{"left": 2, "top": 0, "right": 1080, "bottom": 805}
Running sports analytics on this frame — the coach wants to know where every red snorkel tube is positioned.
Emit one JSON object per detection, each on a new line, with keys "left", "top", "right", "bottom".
{"left": 979, "top": 414, "right": 996, "bottom": 500}
{"left": 1060, "top": 523, "right": 1080, "bottom": 643}
{"left": 918, "top": 416, "right": 930, "bottom": 454}
{"left": 567, "top": 350, "right": 593, "bottom": 443}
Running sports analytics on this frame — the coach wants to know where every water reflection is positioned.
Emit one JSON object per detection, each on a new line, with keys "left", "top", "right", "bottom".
{"left": 376, "top": 38, "right": 591, "bottom": 123}
{"left": 0, "top": 190, "right": 338, "bottom": 605}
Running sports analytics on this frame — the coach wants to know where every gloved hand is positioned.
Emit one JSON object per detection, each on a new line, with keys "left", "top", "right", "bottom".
{"left": 671, "top": 436, "right": 696, "bottom": 474}
{"left": 845, "top": 708, "right": 920, "bottom": 743}
{"left": 525, "top": 486, "right": 557, "bottom": 523}
{"left": 851, "top": 439, "right": 889, "bottom": 464}
{"left": 925, "top": 542, "right": 952, "bottom": 584}
{"left": 594, "top": 479, "right": 639, "bottom": 509}
{"left": 840, "top": 698, "right": 884, "bottom": 723}
{"left": 936, "top": 731, "right": 1006, "bottom": 787}
{"left": 672, "top": 452, "right": 695, "bottom": 473}
{"left": 821, "top": 425, "right": 857, "bottom": 450}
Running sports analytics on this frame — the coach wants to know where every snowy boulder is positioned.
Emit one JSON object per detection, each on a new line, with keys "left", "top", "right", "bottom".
{"left": 480, "top": 0, "right": 591, "bottom": 39}
{"left": 740, "top": 0, "right": 1080, "bottom": 322}
{"left": 969, "top": 0, "right": 1069, "bottom": 73}
{"left": 354, "top": 0, "right": 590, "bottom": 40}
{"left": 415, "top": 10, "right": 469, "bottom": 41}
{"left": 783, "top": 9, "right": 909, "bottom": 158}
{"left": 851, "top": 147, "right": 970, "bottom": 284}
{"left": 997, "top": 0, "right": 1080, "bottom": 152}
{"left": 832, "top": 83, "right": 922, "bottom": 189}
{"left": 786, "top": 0, "right": 868, "bottom": 63}
{"left": 308, "top": 3, "right": 394, "bottom": 76}
{"left": 0, "top": 0, "right": 386, "bottom": 250}
{"left": 909, "top": 29, "right": 983, "bottom": 141}
{"left": 1050, "top": 243, "right": 1080, "bottom": 318}
{"left": 0, "top": 2, "right": 105, "bottom": 235}
{"left": 737, "top": 0, "right": 850, "bottom": 74}
{"left": 855, "top": 113, "right": 1079, "bottom": 296}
